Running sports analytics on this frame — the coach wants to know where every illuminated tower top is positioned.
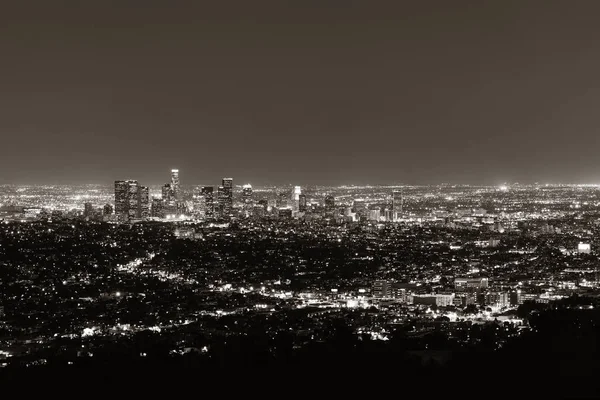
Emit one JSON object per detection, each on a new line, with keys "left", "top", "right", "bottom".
{"left": 171, "top": 169, "right": 180, "bottom": 200}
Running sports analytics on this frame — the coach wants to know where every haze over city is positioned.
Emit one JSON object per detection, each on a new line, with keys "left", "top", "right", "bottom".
{"left": 3, "top": 1, "right": 600, "bottom": 185}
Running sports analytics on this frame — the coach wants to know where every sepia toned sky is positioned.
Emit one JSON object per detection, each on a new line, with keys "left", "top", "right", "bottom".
{"left": 2, "top": 1, "right": 600, "bottom": 185}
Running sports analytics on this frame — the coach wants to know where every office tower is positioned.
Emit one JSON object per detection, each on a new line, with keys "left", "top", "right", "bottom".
{"left": 114, "top": 180, "right": 129, "bottom": 219}
{"left": 217, "top": 186, "right": 225, "bottom": 216}
{"left": 114, "top": 180, "right": 149, "bottom": 221}
{"left": 324, "top": 195, "right": 335, "bottom": 210}
{"left": 242, "top": 184, "right": 253, "bottom": 204}
{"left": 242, "top": 184, "right": 253, "bottom": 216}
{"left": 192, "top": 187, "right": 206, "bottom": 218}
{"left": 126, "top": 180, "right": 140, "bottom": 220}
{"left": 277, "top": 192, "right": 289, "bottom": 209}
{"left": 162, "top": 183, "right": 174, "bottom": 204}
{"left": 138, "top": 186, "right": 150, "bottom": 218}
{"left": 292, "top": 186, "right": 301, "bottom": 211}
{"left": 201, "top": 186, "right": 214, "bottom": 218}
{"left": 368, "top": 208, "right": 381, "bottom": 221}
{"left": 103, "top": 204, "right": 113, "bottom": 216}
{"left": 115, "top": 179, "right": 140, "bottom": 221}
{"left": 384, "top": 208, "right": 393, "bottom": 222}
{"left": 392, "top": 190, "right": 403, "bottom": 221}
{"left": 222, "top": 178, "right": 233, "bottom": 214}
{"left": 299, "top": 194, "right": 307, "bottom": 212}
{"left": 151, "top": 197, "right": 164, "bottom": 218}
{"left": 171, "top": 169, "right": 180, "bottom": 201}
{"left": 83, "top": 202, "right": 94, "bottom": 218}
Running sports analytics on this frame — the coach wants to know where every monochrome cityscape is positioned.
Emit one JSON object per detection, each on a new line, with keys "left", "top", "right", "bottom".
{"left": 4, "top": 0, "right": 600, "bottom": 395}
{"left": 2, "top": 170, "right": 600, "bottom": 392}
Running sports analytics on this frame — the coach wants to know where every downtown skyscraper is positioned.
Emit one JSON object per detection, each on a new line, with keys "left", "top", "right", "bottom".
{"left": 114, "top": 180, "right": 149, "bottom": 221}
{"left": 219, "top": 178, "right": 233, "bottom": 215}
{"left": 171, "top": 169, "right": 180, "bottom": 201}
{"left": 392, "top": 189, "right": 403, "bottom": 221}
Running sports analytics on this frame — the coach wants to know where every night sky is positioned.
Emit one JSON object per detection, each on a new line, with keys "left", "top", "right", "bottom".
{"left": 2, "top": 1, "right": 600, "bottom": 186}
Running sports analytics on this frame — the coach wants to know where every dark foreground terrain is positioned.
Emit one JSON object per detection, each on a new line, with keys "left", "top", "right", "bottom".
{"left": 2, "top": 297, "right": 600, "bottom": 397}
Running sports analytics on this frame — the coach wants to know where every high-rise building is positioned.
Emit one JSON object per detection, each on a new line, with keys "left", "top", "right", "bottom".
{"left": 242, "top": 184, "right": 253, "bottom": 204}
{"left": 151, "top": 197, "right": 164, "bottom": 218}
{"left": 222, "top": 178, "right": 233, "bottom": 215}
{"left": 242, "top": 184, "right": 253, "bottom": 216}
{"left": 103, "top": 204, "right": 113, "bottom": 216}
{"left": 368, "top": 208, "right": 381, "bottom": 221}
{"left": 292, "top": 186, "right": 301, "bottom": 211}
{"left": 392, "top": 190, "right": 403, "bottom": 221}
{"left": 138, "top": 186, "right": 150, "bottom": 218}
{"left": 299, "top": 194, "right": 307, "bottom": 212}
{"left": 324, "top": 195, "right": 335, "bottom": 210}
{"left": 162, "top": 183, "right": 174, "bottom": 204}
{"left": 114, "top": 180, "right": 149, "bottom": 221}
{"left": 171, "top": 169, "right": 180, "bottom": 201}
{"left": 126, "top": 180, "right": 140, "bottom": 220}
{"left": 114, "top": 180, "right": 129, "bottom": 218}
{"left": 201, "top": 186, "right": 214, "bottom": 218}
{"left": 83, "top": 202, "right": 94, "bottom": 218}
{"left": 217, "top": 186, "right": 226, "bottom": 216}
{"left": 277, "top": 192, "right": 289, "bottom": 209}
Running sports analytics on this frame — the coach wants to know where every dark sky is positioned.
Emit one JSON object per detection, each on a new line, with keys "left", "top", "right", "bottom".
{"left": 2, "top": 1, "right": 600, "bottom": 186}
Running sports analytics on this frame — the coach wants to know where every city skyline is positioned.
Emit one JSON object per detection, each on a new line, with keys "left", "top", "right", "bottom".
{"left": 3, "top": 2, "right": 600, "bottom": 185}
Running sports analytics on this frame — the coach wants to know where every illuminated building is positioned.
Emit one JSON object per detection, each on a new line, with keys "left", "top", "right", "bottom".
{"left": 138, "top": 186, "right": 149, "bottom": 218}
{"left": 114, "top": 180, "right": 148, "bottom": 221}
{"left": 383, "top": 208, "right": 393, "bottom": 221}
{"left": 114, "top": 180, "right": 129, "bottom": 219}
{"left": 162, "top": 183, "right": 174, "bottom": 204}
{"left": 151, "top": 197, "right": 164, "bottom": 218}
{"left": 299, "top": 194, "right": 307, "bottom": 212}
{"left": 201, "top": 186, "right": 214, "bottom": 218}
{"left": 392, "top": 190, "right": 403, "bottom": 221}
{"left": 454, "top": 277, "right": 489, "bottom": 291}
{"left": 368, "top": 208, "right": 380, "bottom": 221}
{"left": 292, "top": 186, "right": 301, "bottom": 211}
{"left": 103, "top": 204, "right": 113, "bottom": 216}
{"left": 127, "top": 181, "right": 140, "bottom": 220}
{"left": 324, "top": 195, "right": 335, "bottom": 210}
{"left": 222, "top": 178, "right": 233, "bottom": 215}
{"left": 372, "top": 280, "right": 392, "bottom": 298}
{"left": 578, "top": 242, "right": 591, "bottom": 254}
{"left": 486, "top": 292, "right": 509, "bottom": 308}
{"left": 83, "top": 202, "right": 94, "bottom": 218}
{"left": 412, "top": 294, "right": 455, "bottom": 307}
{"left": 171, "top": 169, "right": 180, "bottom": 200}
{"left": 277, "top": 192, "right": 289, "bottom": 209}
{"left": 217, "top": 186, "right": 225, "bottom": 216}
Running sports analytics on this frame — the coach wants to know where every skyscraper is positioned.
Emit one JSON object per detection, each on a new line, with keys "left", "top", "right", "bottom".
{"left": 324, "top": 195, "right": 335, "bottom": 210}
{"left": 277, "top": 192, "right": 289, "bottom": 209}
{"left": 171, "top": 169, "right": 180, "bottom": 201}
{"left": 151, "top": 197, "right": 164, "bottom": 218}
{"left": 114, "top": 180, "right": 129, "bottom": 219}
{"left": 222, "top": 178, "right": 233, "bottom": 215}
{"left": 127, "top": 180, "right": 140, "bottom": 220}
{"left": 242, "top": 184, "right": 253, "bottom": 216}
{"left": 242, "top": 184, "right": 253, "bottom": 204}
{"left": 292, "top": 186, "right": 301, "bottom": 211}
{"left": 114, "top": 180, "right": 148, "bottom": 221}
{"left": 83, "top": 202, "right": 94, "bottom": 218}
{"left": 201, "top": 186, "right": 215, "bottom": 218}
{"left": 392, "top": 190, "right": 403, "bottom": 221}
{"left": 299, "top": 193, "right": 307, "bottom": 212}
{"left": 138, "top": 186, "right": 150, "bottom": 218}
